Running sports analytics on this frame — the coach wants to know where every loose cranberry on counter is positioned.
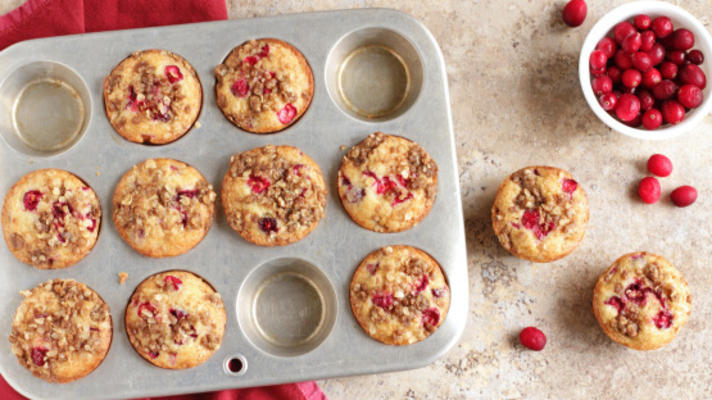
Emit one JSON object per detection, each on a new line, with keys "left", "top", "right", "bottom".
{"left": 614, "top": 21, "right": 636, "bottom": 44}
{"left": 661, "top": 100, "right": 685, "bottom": 124}
{"left": 677, "top": 84, "right": 703, "bottom": 109}
{"left": 688, "top": 49, "right": 704, "bottom": 65}
{"left": 638, "top": 177, "right": 661, "bottom": 204}
{"left": 671, "top": 28, "right": 695, "bottom": 50}
{"left": 642, "top": 109, "right": 663, "bottom": 130}
{"left": 519, "top": 327, "right": 546, "bottom": 351}
{"left": 634, "top": 14, "right": 652, "bottom": 30}
{"left": 562, "top": 0, "right": 587, "bottom": 27}
{"left": 596, "top": 37, "right": 617, "bottom": 58}
{"left": 647, "top": 154, "right": 673, "bottom": 177}
{"left": 670, "top": 186, "right": 698, "bottom": 207}
{"left": 615, "top": 93, "right": 640, "bottom": 121}
{"left": 659, "top": 62, "right": 678, "bottom": 79}
{"left": 678, "top": 63, "right": 707, "bottom": 89}
{"left": 652, "top": 16, "right": 673, "bottom": 38}
{"left": 599, "top": 93, "right": 618, "bottom": 111}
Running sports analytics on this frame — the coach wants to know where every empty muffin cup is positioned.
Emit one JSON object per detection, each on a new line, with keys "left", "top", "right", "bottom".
{"left": 0, "top": 61, "right": 91, "bottom": 156}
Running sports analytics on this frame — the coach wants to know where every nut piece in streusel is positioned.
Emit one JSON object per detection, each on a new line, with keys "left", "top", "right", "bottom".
{"left": 593, "top": 252, "right": 691, "bottom": 350}
{"left": 350, "top": 245, "right": 450, "bottom": 345}
{"left": 112, "top": 158, "right": 216, "bottom": 258}
{"left": 1, "top": 169, "right": 101, "bottom": 269}
{"left": 221, "top": 145, "right": 327, "bottom": 246}
{"left": 9, "top": 279, "right": 112, "bottom": 383}
{"left": 215, "top": 38, "right": 314, "bottom": 133}
{"left": 491, "top": 166, "right": 588, "bottom": 263}
{"left": 103, "top": 49, "right": 202, "bottom": 144}
{"left": 125, "top": 270, "right": 226, "bottom": 369}
{"left": 337, "top": 132, "right": 438, "bottom": 233}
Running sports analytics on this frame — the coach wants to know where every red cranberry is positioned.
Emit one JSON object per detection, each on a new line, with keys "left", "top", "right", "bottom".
{"left": 670, "top": 185, "right": 698, "bottom": 207}
{"left": 31, "top": 347, "right": 48, "bottom": 366}
{"left": 621, "top": 32, "right": 642, "bottom": 54}
{"left": 231, "top": 79, "right": 248, "bottom": 97}
{"left": 591, "top": 66, "right": 606, "bottom": 77}
{"left": 372, "top": 293, "right": 394, "bottom": 309}
{"left": 607, "top": 66, "right": 623, "bottom": 83}
{"left": 666, "top": 50, "right": 686, "bottom": 65}
{"left": 422, "top": 307, "right": 441, "bottom": 328}
{"left": 22, "top": 190, "right": 42, "bottom": 211}
{"left": 164, "top": 275, "right": 183, "bottom": 290}
{"left": 599, "top": 93, "right": 618, "bottom": 111}
{"left": 625, "top": 113, "right": 642, "bottom": 127}
{"left": 631, "top": 52, "right": 653, "bottom": 72}
{"left": 652, "top": 80, "right": 678, "bottom": 100}
{"left": 642, "top": 109, "right": 663, "bottom": 130}
{"left": 640, "top": 30, "right": 656, "bottom": 52}
{"left": 247, "top": 175, "right": 270, "bottom": 194}
{"left": 678, "top": 63, "right": 707, "bottom": 89}
{"left": 519, "top": 327, "right": 546, "bottom": 351}
{"left": 276, "top": 103, "right": 297, "bottom": 124}
{"left": 615, "top": 93, "right": 640, "bottom": 121}
{"left": 592, "top": 75, "right": 613, "bottom": 95}
{"left": 661, "top": 100, "right": 685, "bottom": 124}
{"left": 653, "top": 310, "right": 673, "bottom": 329}
{"left": 562, "top": 0, "right": 587, "bottom": 27}
{"left": 637, "top": 89, "right": 655, "bottom": 111}
{"left": 638, "top": 177, "right": 661, "bottom": 204}
{"left": 647, "top": 154, "right": 673, "bottom": 177}
{"left": 671, "top": 28, "right": 695, "bottom": 50}
{"left": 164, "top": 65, "right": 183, "bottom": 83}
{"left": 258, "top": 217, "right": 279, "bottom": 233}
{"left": 614, "top": 50, "right": 633, "bottom": 69}
{"left": 589, "top": 50, "right": 608, "bottom": 69}
{"left": 562, "top": 179, "right": 578, "bottom": 194}
{"left": 622, "top": 69, "right": 642, "bottom": 88}
{"left": 659, "top": 62, "right": 678, "bottom": 79}
{"left": 614, "top": 21, "right": 636, "bottom": 44}
{"left": 687, "top": 49, "right": 704, "bottom": 65}
{"left": 641, "top": 68, "right": 661, "bottom": 88}
{"left": 634, "top": 15, "right": 652, "bottom": 30}
{"left": 677, "top": 84, "right": 703, "bottom": 108}
{"left": 596, "top": 37, "right": 617, "bottom": 58}
{"left": 652, "top": 16, "right": 673, "bottom": 39}
{"left": 647, "top": 43, "right": 666, "bottom": 66}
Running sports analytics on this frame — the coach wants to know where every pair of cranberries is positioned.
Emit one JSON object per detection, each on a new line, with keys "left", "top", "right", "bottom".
{"left": 590, "top": 15, "right": 707, "bottom": 130}
{"left": 639, "top": 154, "right": 697, "bottom": 206}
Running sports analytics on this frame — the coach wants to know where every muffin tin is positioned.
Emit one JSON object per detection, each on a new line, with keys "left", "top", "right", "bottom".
{"left": 0, "top": 9, "right": 467, "bottom": 399}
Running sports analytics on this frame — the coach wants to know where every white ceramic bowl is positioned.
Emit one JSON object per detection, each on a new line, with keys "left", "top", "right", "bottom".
{"left": 579, "top": 1, "right": 712, "bottom": 140}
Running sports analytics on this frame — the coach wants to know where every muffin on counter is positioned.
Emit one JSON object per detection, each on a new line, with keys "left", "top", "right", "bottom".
{"left": 491, "top": 166, "right": 588, "bottom": 263}
{"left": 112, "top": 158, "right": 215, "bottom": 258}
{"left": 215, "top": 38, "right": 313, "bottom": 133}
{"left": 103, "top": 49, "right": 202, "bottom": 144}
{"left": 125, "top": 270, "right": 226, "bottom": 369}
{"left": 593, "top": 252, "right": 691, "bottom": 350}
{"left": 350, "top": 245, "right": 450, "bottom": 345}
{"left": 221, "top": 145, "right": 326, "bottom": 246}
{"left": 1, "top": 169, "right": 101, "bottom": 269}
{"left": 337, "top": 132, "right": 438, "bottom": 233}
{"left": 9, "top": 279, "right": 112, "bottom": 383}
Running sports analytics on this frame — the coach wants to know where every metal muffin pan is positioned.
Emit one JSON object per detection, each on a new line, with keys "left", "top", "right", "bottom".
{"left": 0, "top": 9, "right": 467, "bottom": 400}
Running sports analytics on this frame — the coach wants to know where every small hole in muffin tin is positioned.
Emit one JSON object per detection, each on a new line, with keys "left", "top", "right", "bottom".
{"left": 325, "top": 27, "right": 423, "bottom": 122}
{"left": 237, "top": 258, "right": 337, "bottom": 357}
{"left": 0, "top": 61, "right": 91, "bottom": 156}
{"left": 223, "top": 354, "right": 248, "bottom": 376}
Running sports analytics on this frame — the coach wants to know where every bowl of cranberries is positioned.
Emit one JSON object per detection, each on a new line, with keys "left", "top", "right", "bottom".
{"left": 580, "top": 1, "right": 712, "bottom": 139}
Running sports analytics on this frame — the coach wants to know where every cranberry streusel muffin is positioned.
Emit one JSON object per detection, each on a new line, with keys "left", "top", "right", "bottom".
{"left": 112, "top": 158, "right": 216, "bottom": 257}
{"left": 221, "top": 145, "right": 326, "bottom": 246}
{"left": 125, "top": 270, "right": 226, "bottom": 369}
{"left": 103, "top": 49, "right": 202, "bottom": 144}
{"left": 215, "top": 38, "right": 313, "bottom": 133}
{"left": 593, "top": 252, "right": 691, "bottom": 350}
{"left": 350, "top": 245, "right": 450, "bottom": 345}
{"left": 9, "top": 279, "right": 112, "bottom": 383}
{"left": 1, "top": 169, "right": 101, "bottom": 269}
{"left": 491, "top": 166, "right": 588, "bottom": 262}
{"left": 337, "top": 132, "right": 438, "bottom": 233}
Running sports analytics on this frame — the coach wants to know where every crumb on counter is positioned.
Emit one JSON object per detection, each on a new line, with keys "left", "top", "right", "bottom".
{"left": 195, "top": 121, "right": 201, "bottom": 129}
{"left": 118, "top": 272, "right": 128, "bottom": 284}
{"left": 340, "top": 145, "right": 347, "bottom": 151}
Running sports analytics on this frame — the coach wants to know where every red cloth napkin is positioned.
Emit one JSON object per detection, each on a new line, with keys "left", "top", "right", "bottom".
{"left": 0, "top": 1, "right": 327, "bottom": 399}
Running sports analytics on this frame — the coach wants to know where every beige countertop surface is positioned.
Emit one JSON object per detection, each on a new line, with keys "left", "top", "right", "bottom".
{"left": 2, "top": 0, "right": 712, "bottom": 398}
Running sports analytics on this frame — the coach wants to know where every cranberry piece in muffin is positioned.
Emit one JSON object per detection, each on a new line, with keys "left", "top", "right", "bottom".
{"left": 337, "top": 132, "right": 438, "bottom": 233}
{"left": 491, "top": 166, "right": 589, "bottom": 262}
{"left": 215, "top": 38, "right": 314, "bottom": 133}
{"left": 350, "top": 245, "right": 450, "bottom": 345}
{"left": 125, "top": 270, "right": 226, "bottom": 369}
{"left": 103, "top": 49, "right": 202, "bottom": 144}
{"left": 112, "top": 158, "right": 216, "bottom": 257}
{"left": 593, "top": 252, "right": 691, "bottom": 350}
{"left": 9, "top": 279, "right": 112, "bottom": 382}
{"left": 221, "top": 145, "right": 326, "bottom": 246}
{"left": 1, "top": 169, "right": 101, "bottom": 269}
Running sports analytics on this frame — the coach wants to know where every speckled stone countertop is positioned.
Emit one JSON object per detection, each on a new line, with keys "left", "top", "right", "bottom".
{"left": 3, "top": 0, "right": 712, "bottom": 398}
